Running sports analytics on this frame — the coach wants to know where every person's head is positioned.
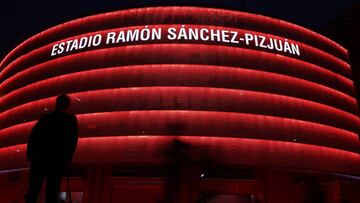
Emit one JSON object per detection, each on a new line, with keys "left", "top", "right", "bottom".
{"left": 55, "top": 94, "right": 71, "bottom": 112}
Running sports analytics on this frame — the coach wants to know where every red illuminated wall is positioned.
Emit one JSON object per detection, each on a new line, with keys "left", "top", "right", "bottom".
{"left": 0, "top": 6, "right": 359, "bottom": 175}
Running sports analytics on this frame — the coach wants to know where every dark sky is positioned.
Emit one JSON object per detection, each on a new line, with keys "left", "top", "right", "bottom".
{"left": 0, "top": 0, "right": 358, "bottom": 60}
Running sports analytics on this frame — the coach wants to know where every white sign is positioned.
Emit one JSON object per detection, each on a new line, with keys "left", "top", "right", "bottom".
{"left": 51, "top": 25, "right": 300, "bottom": 57}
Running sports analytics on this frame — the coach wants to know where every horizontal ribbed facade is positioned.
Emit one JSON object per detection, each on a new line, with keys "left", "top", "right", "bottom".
{"left": 0, "top": 6, "right": 359, "bottom": 175}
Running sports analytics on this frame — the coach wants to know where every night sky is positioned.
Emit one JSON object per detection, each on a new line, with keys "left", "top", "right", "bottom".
{"left": 0, "top": 0, "right": 358, "bottom": 60}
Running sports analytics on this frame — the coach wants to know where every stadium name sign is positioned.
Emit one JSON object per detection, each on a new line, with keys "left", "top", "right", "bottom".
{"left": 51, "top": 25, "right": 301, "bottom": 57}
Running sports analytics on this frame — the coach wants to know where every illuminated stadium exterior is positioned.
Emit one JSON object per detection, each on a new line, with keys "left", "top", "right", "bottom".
{"left": 0, "top": 6, "right": 359, "bottom": 203}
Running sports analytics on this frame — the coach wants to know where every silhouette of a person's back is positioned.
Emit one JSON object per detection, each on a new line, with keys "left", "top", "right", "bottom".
{"left": 25, "top": 94, "right": 78, "bottom": 203}
{"left": 163, "top": 139, "right": 191, "bottom": 203}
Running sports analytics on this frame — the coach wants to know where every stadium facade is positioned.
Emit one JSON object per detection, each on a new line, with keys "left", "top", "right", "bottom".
{"left": 0, "top": 6, "right": 359, "bottom": 203}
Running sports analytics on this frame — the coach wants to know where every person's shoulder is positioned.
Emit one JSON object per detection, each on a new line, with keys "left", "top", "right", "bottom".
{"left": 49, "top": 111, "right": 77, "bottom": 120}
{"left": 65, "top": 113, "right": 77, "bottom": 121}
{"left": 66, "top": 114, "right": 78, "bottom": 127}
{"left": 70, "top": 114, "right": 77, "bottom": 120}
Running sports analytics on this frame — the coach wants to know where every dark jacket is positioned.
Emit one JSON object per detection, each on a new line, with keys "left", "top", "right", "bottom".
{"left": 27, "top": 111, "right": 78, "bottom": 165}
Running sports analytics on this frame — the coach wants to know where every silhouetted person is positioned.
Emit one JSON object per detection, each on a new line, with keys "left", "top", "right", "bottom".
{"left": 304, "top": 177, "right": 324, "bottom": 203}
{"left": 25, "top": 94, "right": 78, "bottom": 203}
{"left": 163, "top": 139, "right": 191, "bottom": 203}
